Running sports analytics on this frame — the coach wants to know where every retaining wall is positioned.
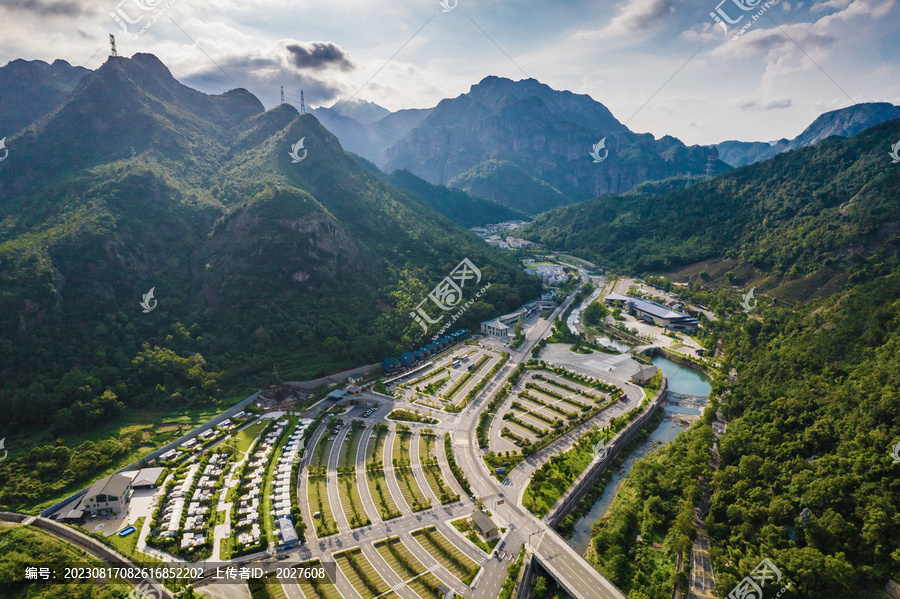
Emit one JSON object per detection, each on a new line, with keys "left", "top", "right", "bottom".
{"left": 30, "top": 517, "right": 173, "bottom": 598}
{"left": 284, "top": 362, "right": 381, "bottom": 390}
{"left": 42, "top": 391, "right": 259, "bottom": 518}
{"left": 544, "top": 378, "right": 668, "bottom": 527}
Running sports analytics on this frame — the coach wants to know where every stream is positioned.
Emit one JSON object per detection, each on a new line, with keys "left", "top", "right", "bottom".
{"left": 566, "top": 355, "right": 712, "bottom": 554}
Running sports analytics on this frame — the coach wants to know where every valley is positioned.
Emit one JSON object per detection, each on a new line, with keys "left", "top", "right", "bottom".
{"left": 0, "top": 25, "right": 899, "bottom": 599}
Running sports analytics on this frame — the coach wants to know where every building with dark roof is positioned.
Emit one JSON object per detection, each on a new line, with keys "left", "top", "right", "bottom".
{"left": 61, "top": 473, "right": 133, "bottom": 520}
{"left": 631, "top": 365, "right": 659, "bottom": 386}
{"left": 604, "top": 293, "right": 700, "bottom": 333}
{"left": 471, "top": 510, "right": 500, "bottom": 539}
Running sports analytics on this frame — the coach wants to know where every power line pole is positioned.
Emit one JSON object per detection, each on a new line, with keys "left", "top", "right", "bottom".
{"left": 109, "top": 34, "right": 117, "bottom": 57}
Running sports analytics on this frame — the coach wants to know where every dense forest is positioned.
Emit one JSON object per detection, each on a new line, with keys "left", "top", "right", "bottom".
{"left": 585, "top": 269, "right": 900, "bottom": 598}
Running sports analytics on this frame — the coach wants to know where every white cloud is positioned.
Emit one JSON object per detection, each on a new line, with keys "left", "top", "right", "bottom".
{"left": 602, "top": 0, "right": 677, "bottom": 35}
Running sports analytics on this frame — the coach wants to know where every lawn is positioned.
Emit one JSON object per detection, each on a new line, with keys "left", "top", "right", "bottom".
{"left": 412, "top": 527, "right": 480, "bottom": 585}
{"left": 335, "top": 548, "right": 390, "bottom": 599}
{"left": 233, "top": 420, "right": 269, "bottom": 454}
{"left": 366, "top": 426, "right": 401, "bottom": 520}
{"left": 366, "top": 470, "right": 401, "bottom": 520}
{"left": 394, "top": 431, "right": 430, "bottom": 511}
{"left": 419, "top": 434, "right": 458, "bottom": 504}
{"left": 103, "top": 517, "right": 144, "bottom": 558}
{"left": 309, "top": 475, "right": 339, "bottom": 537}
{"left": 375, "top": 538, "right": 446, "bottom": 599}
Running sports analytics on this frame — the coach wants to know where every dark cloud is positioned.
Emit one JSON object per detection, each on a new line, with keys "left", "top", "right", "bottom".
{"left": 285, "top": 42, "right": 355, "bottom": 72}
{"left": 0, "top": 0, "right": 91, "bottom": 16}
{"left": 179, "top": 64, "right": 348, "bottom": 109}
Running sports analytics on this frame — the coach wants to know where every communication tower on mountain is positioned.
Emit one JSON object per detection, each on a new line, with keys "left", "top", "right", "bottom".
{"left": 109, "top": 34, "right": 117, "bottom": 57}
{"left": 300, "top": 91, "right": 306, "bottom": 114}
{"left": 280, "top": 86, "right": 285, "bottom": 105}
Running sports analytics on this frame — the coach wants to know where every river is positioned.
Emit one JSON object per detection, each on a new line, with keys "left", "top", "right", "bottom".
{"left": 566, "top": 355, "right": 712, "bottom": 554}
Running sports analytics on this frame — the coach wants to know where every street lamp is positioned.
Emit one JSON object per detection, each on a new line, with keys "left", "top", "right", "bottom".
{"left": 528, "top": 529, "right": 544, "bottom": 549}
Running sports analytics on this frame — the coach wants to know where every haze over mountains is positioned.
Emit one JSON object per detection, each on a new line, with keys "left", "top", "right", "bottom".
{"left": 714, "top": 102, "right": 900, "bottom": 167}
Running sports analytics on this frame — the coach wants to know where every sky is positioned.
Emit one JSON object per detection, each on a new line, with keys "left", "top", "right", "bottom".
{"left": 1, "top": 0, "right": 898, "bottom": 145}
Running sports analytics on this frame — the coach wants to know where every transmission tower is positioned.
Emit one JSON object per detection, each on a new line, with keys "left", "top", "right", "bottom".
{"left": 705, "top": 151, "right": 716, "bottom": 178}
{"left": 300, "top": 90, "right": 306, "bottom": 114}
{"left": 109, "top": 34, "right": 118, "bottom": 57}
{"left": 280, "top": 86, "right": 284, "bottom": 105}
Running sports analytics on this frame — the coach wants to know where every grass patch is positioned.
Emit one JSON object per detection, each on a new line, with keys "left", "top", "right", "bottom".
{"left": 412, "top": 526, "right": 480, "bottom": 585}
{"left": 233, "top": 420, "right": 268, "bottom": 453}
{"left": 103, "top": 517, "right": 144, "bottom": 558}
{"left": 292, "top": 559, "right": 341, "bottom": 599}
{"left": 419, "top": 434, "right": 459, "bottom": 504}
{"left": 334, "top": 548, "right": 390, "bottom": 599}
{"left": 388, "top": 409, "right": 438, "bottom": 424}
{"left": 394, "top": 431, "right": 431, "bottom": 511}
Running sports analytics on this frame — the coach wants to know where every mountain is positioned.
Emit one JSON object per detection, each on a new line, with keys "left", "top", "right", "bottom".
{"left": 382, "top": 168, "right": 528, "bottom": 227}
{"left": 447, "top": 159, "right": 571, "bottom": 214}
{"left": 713, "top": 138, "right": 788, "bottom": 168}
{"left": 323, "top": 98, "right": 391, "bottom": 124}
{"left": 380, "top": 76, "right": 729, "bottom": 214}
{"left": 310, "top": 104, "right": 432, "bottom": 165}
{"left": 519, "top": 117, "right": 900, "bottom": 302}
{"left": 0, "top": 53, "right": 540, "bottom": 456}
{"left": 0, "top": 58, "right": 90, "bottom": 136}
{"left": 715, "top": 102, "right": 900, "bottom": 167}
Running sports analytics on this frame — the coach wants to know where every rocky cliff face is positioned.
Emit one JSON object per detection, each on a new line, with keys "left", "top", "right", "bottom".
{"left": 382, "top": 76, "right": 728, "bottom": 213}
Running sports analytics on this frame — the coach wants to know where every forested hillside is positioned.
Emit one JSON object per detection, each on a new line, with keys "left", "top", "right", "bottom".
{"left": 558, "top": 118, "right": 900, "bottom": 598}
{"left": 519, "top": 118, "right": 900, "bottom": 302}
{"left": 0, "top": 54, "right": 540, "bottom": 511}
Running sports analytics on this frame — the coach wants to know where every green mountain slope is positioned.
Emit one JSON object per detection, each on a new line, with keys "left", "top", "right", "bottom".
{"left": 0, "top": 54, "right": 539, "bottom": 508}
{"left": 447, "top": 159, "right": 571, "bottom": 215}
{"left": 383, "top": 168, "right": 527, "bottom": 227}
{"left": 524, "top": 115, "right": 900, "bottom": 597}
{"left": 519, "top": 118, "right": 900, "bottom": 300}
{"left": 0, "top": 58, "right": 91, "bottom": 136}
